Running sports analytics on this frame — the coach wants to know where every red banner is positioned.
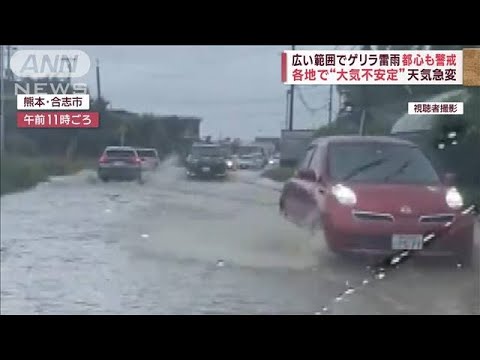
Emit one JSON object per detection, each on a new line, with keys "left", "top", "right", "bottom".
{"left": 17, "top": 111, "right": 100, "bottom": 128}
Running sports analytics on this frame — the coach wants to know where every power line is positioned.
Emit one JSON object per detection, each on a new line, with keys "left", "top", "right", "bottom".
{"left": 287, "top": 45, "right": 351, "bottom": 129}
{"left": 296, "top": 86, "right": 328, "bottom": 115}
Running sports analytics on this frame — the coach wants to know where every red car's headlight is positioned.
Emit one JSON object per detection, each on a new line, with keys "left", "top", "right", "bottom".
{"left": 445, "top": 187, "right": 463, "bottom": 209}
{"left": 331, "top": 184, "right": 357, "bottom": 206}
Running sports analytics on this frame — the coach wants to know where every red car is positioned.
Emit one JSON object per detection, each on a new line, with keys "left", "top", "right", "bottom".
{"left": 279, "top": 136, "right": 474, "bottom": 264}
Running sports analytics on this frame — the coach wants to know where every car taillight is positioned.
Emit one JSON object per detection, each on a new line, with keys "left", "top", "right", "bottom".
{"left": 99, "top": 155, "right": 108, "bottom": 163}
{"left": 129, "top": 156, "right": 142, "bottom": 164}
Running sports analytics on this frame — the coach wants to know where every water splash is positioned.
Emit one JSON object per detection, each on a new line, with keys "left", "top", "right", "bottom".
{"left": 423, "top": 233, "right": 435, "bottom": 243}
{"left": 216, "top": 259, "right": 225, "bottom": 267}
{"left": 390, "top": 256, "right": 400, "bottom": 265}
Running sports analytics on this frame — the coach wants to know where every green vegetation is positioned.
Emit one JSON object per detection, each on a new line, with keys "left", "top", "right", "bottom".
{"left": 4, "top": 103, "right": 197, "bottom": 160}
{"left": 460, "top": 187, "right": 480, "bottom": 209}
{"left": 313, "top": 46, "right": 479, "bottom": 209}
{"left": 1, "top": 78, "right": 200, "bottom": 195}
{"left": 428, "top": 88, "right": 480, "bottom": 185}
{"left": 262, "top": 167, "right": 295, "bottom": 182}
{"left": 1, "top": 156, "right": 94, "bottom": 195}
{"left": 3, "top": 78, "right": 198, "bottom": 161}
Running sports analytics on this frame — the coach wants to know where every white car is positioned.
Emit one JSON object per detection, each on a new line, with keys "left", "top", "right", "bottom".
{"left": 238, "top": 153, "right": 264, "bottom": 170}
{"left": 225, "top": 155, "right": 239, "bottom": 171}
{"left": 268, "top": 154, "right": 280, "bottom": 166}
{"left": 136, "top": 148, "right": 160, "bottom": 171}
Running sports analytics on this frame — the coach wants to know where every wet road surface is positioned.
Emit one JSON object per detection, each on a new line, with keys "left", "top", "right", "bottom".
{"left": 1, "top": 160, "right": 479, "bottom": 314}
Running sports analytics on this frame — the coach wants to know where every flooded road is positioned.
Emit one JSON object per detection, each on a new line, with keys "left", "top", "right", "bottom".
{"left": 1, "top": 160, "right": 479, "bottom": 314}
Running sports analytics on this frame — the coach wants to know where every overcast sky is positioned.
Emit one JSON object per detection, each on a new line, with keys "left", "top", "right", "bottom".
{"left": 15, "top": 45, "right": 341, "bottom": 140}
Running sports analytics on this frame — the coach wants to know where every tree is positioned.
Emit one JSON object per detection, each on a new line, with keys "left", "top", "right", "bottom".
{"left": 427, "top": 87, "right": 480, "bottom": 186}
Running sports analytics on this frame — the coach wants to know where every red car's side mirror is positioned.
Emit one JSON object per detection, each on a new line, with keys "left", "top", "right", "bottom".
{"left": 443, "top": 172, "right": 457, "bottom": 186}
{"left": 297, "top": 168, "right": 317, "bottom": 182}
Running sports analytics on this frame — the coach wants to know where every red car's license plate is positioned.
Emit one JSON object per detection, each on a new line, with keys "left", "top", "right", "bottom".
{"left": 391, "top": 234, "right": 423, "bottom": 250}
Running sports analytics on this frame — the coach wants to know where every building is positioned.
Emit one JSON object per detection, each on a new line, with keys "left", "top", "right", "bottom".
{"left": 254, "top": 136, "right": 280, "bottom": 153}
{"left": 177, "top": 116, "right": 202, "bottom": 140}
{"left": 238, "top": 143, "right": 266, "bottom": 156}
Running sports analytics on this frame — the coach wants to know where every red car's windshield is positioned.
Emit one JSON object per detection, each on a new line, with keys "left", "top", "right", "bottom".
{"left": 328, "top": 143, "right": 441, "bottom": 185}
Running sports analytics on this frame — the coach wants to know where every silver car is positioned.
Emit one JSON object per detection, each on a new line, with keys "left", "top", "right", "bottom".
{"left": 97, "top": 146, "right": 143, "bottom": 182}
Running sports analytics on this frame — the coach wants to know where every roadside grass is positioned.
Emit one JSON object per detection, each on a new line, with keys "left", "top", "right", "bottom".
{"left": 1, "top": 155, "right": 95, "bottom": 195}
{"left": 261, "top": 166, "right": 295, "bottom": 182}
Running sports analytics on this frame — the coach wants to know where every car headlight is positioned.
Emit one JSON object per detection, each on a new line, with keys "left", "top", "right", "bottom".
{"left": 446, "top": 187, "right": 463, "bottom": 209}
{"left": 331, "top": 184, "right": 357, "bottom": 206}
{"left": 226, "top": 160, "right": 233, "bottom": 167}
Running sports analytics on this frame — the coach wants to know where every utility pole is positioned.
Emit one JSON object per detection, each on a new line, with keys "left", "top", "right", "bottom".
{"left": 96, "top": 58, "right": 102, "bottom": 100}
{"left": 6, "top": 45, "right": 11, "bottom": 79}
{"left": 328, "top": 45, "right": 341, "bottom": 126}
{"left": 5, "top": 46, "right": 18, "bottom": 81}
{"left": 285, "top": 89, "right": 290, "bottom": 129}
{"left": 1, "top": 45, "right": 5, "bottom": 156}
{"left": 61, "top": 56, "right": 72, "bottom": 84}
{"left": 120, "top": 129, "right": 125, "bottom": 146}
{"left": 288, "top": 45, "right": 295, "bottom": 131}
{"left": 359, "top": 109, "right": 366, "bottom": 136}
{"left": 328, "top": 84, "right": 333, "bottom": 125}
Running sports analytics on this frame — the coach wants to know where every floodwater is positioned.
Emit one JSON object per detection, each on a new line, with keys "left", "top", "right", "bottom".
{"left": 1, "top": 159, "right": 478, "bottom": 314}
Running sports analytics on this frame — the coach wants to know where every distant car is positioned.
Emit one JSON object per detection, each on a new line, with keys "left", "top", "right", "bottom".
{"left": 279, "top": 136, "right": 475, "bottom": 264}
{"left": 97, "top": 146, "right": 143, "bottom": 182}
{"left": 186, "top": 143, "right": 228, "bottom": 178}
{"left": 136, "top": 148, "right": 160, "bottom": 171}
{"left": 238, "top": 153, "right": 265, "bottom": 170}
{"left": 268, "top": 153, "right": 280, "bottom": 167}
{"left": 225, "top": 155, "right": 239, "bottom": 171}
